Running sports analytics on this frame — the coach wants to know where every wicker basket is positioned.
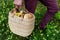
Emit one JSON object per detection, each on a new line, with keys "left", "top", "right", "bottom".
{"left": 8, "top": 12, "right": 35, "bottom": 37}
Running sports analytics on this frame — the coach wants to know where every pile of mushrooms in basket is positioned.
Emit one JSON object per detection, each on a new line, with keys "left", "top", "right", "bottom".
{"left": 8, "top": 7, "right": 35, "bottom": 37}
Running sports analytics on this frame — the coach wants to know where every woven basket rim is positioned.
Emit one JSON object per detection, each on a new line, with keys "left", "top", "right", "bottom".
{"left": 9, "top": 12, "right": 35, "bottom": 20}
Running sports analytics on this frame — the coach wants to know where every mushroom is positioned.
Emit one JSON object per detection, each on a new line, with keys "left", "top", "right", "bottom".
{"left": 24, "top": 13, "right": 33, "bottom": 19}
{"left": 14, "top": 11, "right": 25, "bottom": 18}
{"left": 11, "top": 8, "right": 17, "bottom": 14}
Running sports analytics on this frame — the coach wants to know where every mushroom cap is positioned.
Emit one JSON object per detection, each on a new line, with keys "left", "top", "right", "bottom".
{"left": 24, "top": 13, "right": 33, "bottom": 19}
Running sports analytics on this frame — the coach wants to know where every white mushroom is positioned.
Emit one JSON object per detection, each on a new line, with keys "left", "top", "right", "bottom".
{"left": 24, "top": 13, "right": 33, "bottom": 19}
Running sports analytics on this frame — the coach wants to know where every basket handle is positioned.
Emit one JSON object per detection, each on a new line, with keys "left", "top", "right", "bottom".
{"left": 14, "top": 0, "right": 26, "bottom": 12}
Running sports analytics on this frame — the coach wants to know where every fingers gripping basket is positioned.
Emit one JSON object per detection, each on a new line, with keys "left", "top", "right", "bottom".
{"left": 8, "top": 12, "right": 35, "bottom": 37}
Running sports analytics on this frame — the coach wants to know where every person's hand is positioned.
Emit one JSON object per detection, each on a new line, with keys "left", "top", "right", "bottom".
{"left": 14, "top": 0, "right": 23, "bottom": 6}
{"left": 14, "top": 0, "right": 23, "bottom": 12}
